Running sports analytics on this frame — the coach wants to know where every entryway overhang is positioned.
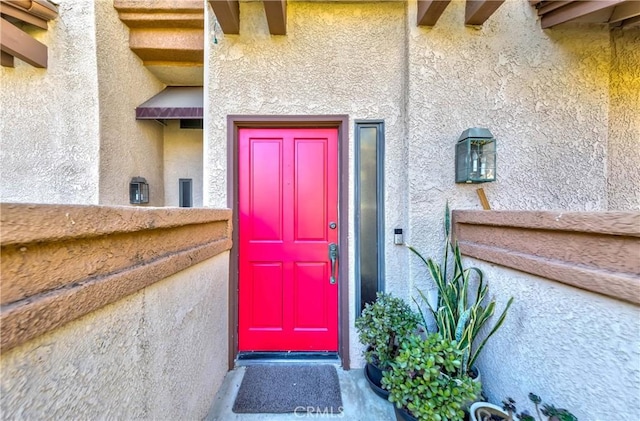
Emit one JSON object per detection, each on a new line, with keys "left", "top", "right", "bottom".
{"left": 135, "top": 86, "right": 203, "bottom": 120}
{"left": 531, "top": 0, "right": 640, "bottom": 29}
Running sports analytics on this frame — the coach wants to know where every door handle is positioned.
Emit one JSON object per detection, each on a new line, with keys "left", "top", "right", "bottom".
{"left": 328, "top": 243, "right": 338, "bottom": 284}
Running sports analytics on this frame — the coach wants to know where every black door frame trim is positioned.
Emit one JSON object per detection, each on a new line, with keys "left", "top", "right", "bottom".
{"left": 227, "top": 115, "right": 350, "bottom": 370}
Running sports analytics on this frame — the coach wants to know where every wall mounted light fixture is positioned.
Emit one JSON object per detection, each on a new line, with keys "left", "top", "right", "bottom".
{"left": 130, "top": 177, "right": 149, "bottom": 204}
{"left": 455, "top": 127, "right": 496, "bottom": 184}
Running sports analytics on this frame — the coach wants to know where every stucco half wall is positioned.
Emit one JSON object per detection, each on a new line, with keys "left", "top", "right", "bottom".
{"left": 1, "top": 204, "right": 231, "bottom": 419}
{"left": 452, "top": 210, "right": 640, "bottom": 421}
{"left": 0, "top": 254, "right": 229, "bottom": 420}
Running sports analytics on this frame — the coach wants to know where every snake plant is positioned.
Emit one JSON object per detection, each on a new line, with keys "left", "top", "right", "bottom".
{"left": 408, "top": 203, "right": 513, "bottom": 376}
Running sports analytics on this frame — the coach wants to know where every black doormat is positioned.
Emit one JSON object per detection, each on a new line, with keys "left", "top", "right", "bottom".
{"left": 232, "top": 364, "right": 343, "bottom": 414}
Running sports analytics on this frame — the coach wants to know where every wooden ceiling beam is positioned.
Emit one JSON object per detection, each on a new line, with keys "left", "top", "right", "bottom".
{"left": 0, "top": 17, "right": 47, "bottom": 68}
{"left": 621, "top": 15, "right": 640, "bottom": 28}
{"left": 537, "top": 1, "right": 572, "bottom": 16}
{"left": 1, "top": 51, "right": 15, "bottom": 67}
{"left": 208, "top": 0, "right": 240, "bottom": 34}
{"left": 465, "top": 0, "right": 505, "bottom": 25}
{"left": 541, "top": 0, "right": 625, "bottom": 28}
{"left": 0, "top": 2, "right": 48, "bottom": 29}
{"left": 263, "top": 0, "right": 286, "bottom": 35}
{"left": 608, "top": 1, "right": 640, "bottom": 24}
{"left": 417, "top": 0, "right": 451, "bottom": 26}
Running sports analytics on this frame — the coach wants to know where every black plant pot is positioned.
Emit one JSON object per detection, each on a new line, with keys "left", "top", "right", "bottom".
{"left": 363, "top": 362, "right": 389, "bottom": 399}
{"left": 394, "top": 405, "right": 471, "bottom": 421}
{"left": 394, "top": 406, "right": 418, "bottom": 421}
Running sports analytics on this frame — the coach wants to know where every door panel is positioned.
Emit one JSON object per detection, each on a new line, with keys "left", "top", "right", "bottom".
{"left": 293, "top": 262, "right": 328, "bottom": 329}
{"left": 239, "top": 128, "right": 339, "bottom": 351}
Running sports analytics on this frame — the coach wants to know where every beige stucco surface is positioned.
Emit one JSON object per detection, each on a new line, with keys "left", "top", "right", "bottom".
{"left": 608, "top": 28, "right": 640, "bottom": 211}
{"left": 204, "top": 1, "right": 640, "bottom": 416}
{"left": 406, "top": 0, "right": 611, "bottom": 266}
{"left": 164, "top": 120, "right": 204, "bottom": 207}
{"left": 471, "top": 260, "right": 640, "bottom": 421}
{"left": 0, "top": 252, "right": 229, "bottom": 420}
{"left": 94, "top": 0, "right": 166, "bottom": 206}
{"left": 0, "top": 0, "right": 101, "bottom": 204}
{"left": 0, "top": 0, "right": 166, "bottom": 206}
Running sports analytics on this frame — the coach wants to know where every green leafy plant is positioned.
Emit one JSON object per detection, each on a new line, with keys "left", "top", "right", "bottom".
{"left": 408, "top": 203, "right": 513, "bottom": 376}
{"left": 382, "top": 333, "right": 481, "bottom": 421}
{"left": 500, "top": 394, "right": 577, "bottom": 421}
{"left": 355, "top": 292, "right": 420, "bottom": 369}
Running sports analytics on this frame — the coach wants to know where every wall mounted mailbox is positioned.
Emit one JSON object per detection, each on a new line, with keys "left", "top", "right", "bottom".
{"left": 455, "top": 127, "right": 496, "bottom": 184}
{"left": 130, "top": 177, "right": 149, "bottom": 204}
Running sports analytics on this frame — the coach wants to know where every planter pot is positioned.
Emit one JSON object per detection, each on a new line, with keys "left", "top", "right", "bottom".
{"left": 394, "top": 406, "right": 418, "bottom": 421}
{"left": 469, "top": 402, "right": 509, "bottom": 421}
{"left": 394, "top": 404, "right": 473, "bottom": 421}
{"left": 470, "top": 366, "right": 482, "bottom": 386}
{"left": 364, "top": 362, "right": 389, "bottom": 399}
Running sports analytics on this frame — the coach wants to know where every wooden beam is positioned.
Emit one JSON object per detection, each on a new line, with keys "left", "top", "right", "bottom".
{"left": 1, "top": 51, "right": 15, "bottom": 67}
{"left": 465, "top": 0, "right": 505, "bottom": 25}
{"left": 0, "top": 17, "right": 47, "bottom": 68}
{"left": 208, "top": 0, "right": 239, "bottom": 34}
{"left": 0, "top": 2, "right": 48, "bottom": 29}
{"left": 609, "top": 1, "right": 640, "bottom": 23}
{"left": 541, "top": 0, "right": 625, "bottom": 28}
{"left": 6, "top": 0, "right": 58, "bottom": 21}
{"left": 263, "top": 0, "right": 286, "bottom": 35}
{"left": 537, "top": 1, "right": 572, "bottom": 16}
{"left": 417, "top": 0, "right": 451, "bottom": 26}
{"left": 621, "top": 14, "right": 640, "bottom": 28}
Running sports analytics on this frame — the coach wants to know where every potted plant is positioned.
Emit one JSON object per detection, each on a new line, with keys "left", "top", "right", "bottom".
{"left": 408, "top": 203, "right": 513, "bottom": 381}
{"left": 355, "top": 292, "right": 420, "bottom": 399}
{"left": 382, "top": 333, "right": 481, "bottom": 421}
{"left": 470, "top": 393, "right": 577, "bottom": 421}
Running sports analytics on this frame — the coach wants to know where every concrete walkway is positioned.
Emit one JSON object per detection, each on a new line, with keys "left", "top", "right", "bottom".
{"left": 205, "top": 366, "right": 396, "bottom": 421}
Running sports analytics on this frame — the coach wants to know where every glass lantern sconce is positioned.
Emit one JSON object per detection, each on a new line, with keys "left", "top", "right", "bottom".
{"left": 129, "top": 177, "right": 149, "bottom": 204}
{"left": 455, "top": 128, "right": 496, "bottom": 184}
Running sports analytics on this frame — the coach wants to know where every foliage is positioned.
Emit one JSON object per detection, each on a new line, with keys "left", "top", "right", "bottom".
{"left": 408, "top": 203, "right": 513, "bottom": 375}
{"left": 382, "top": 333, "right": 481, "bottom": 421}
{"left": 355, "top": 292, "right": 421, "bottom": 369}
{"left": 501, "top": 394, "right": 578, "bottom": 421}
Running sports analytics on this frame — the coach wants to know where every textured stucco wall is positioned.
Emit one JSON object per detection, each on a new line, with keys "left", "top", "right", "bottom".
{"left": 405, "top": 0, "right": 611, "bottom": 276}
{"left": 403, "top": 3, "right": 639, "bottom": 420}
{"left": 471, "top": 261, "right": 640, "bottom": 421}
{"left": 0, "top": 253, "right": 229, "bottom": 420}
{"left": 94, "top": 0, "right": 165, "bottom": 206}
{"left": 0, "top": 0, "right": 101, "bottom": 204}
{"left": 205, "top": 1, "right": 637, "bottom": 377}
{"left": 164, "top": 121, "right": 204, "bottom": 207}
{"left": 608, "top": 28, "right": 640, "bottom": 211}
{"left": 205, "top": 1, "right": 409, "bottom": 368}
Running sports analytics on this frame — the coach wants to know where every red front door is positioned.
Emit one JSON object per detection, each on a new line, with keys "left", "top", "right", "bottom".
{"left": 238, "top": 128, "right": 339, "bottom": 351}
